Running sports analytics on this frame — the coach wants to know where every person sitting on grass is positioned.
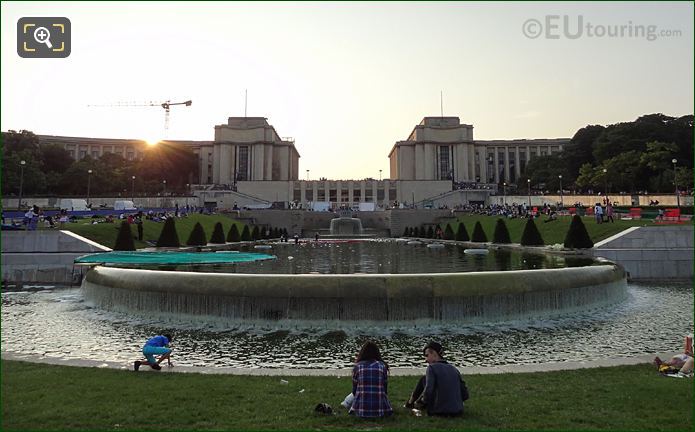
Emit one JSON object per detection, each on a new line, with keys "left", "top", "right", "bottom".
{"left": 134, "top": 334, "right": 173, "bottom": 371}
{"left": 349, "top": 341, "right": 393, "bottom": 418}
{"left": 654, "top": 335, "right": 694, "bottom": 376}
{"left": 405, "top": 342, "right": 469, "bottom": 416}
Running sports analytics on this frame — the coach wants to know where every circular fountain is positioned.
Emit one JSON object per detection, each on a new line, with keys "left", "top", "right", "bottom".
{"left": 80, "top": 241, "right": 627, "bottom": 324}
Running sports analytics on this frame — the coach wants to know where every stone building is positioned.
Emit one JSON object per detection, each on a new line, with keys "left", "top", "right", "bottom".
{"left": 388, "top": 117, "right": 569, "bottom": 185}
{"left": 36, "top": 115, "right": 569, "bottom": 208}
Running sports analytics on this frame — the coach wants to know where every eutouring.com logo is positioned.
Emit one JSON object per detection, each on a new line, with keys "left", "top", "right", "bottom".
{"left": 522, "top": 15, "right": 682, "bottom": 42}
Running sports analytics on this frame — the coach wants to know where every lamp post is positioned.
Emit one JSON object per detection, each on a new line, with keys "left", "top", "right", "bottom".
{"left": 162, "top": 179, "right": 167, "bottom": 194}
{"left": 379, "top": 169, "right": 382, "bottom": 181}
{"left": 131, "top": 176, "right": 136, "bottom": 201}
{"left": 558, "top": 175, "right": 563, "bottom": 209}
{"left": 672, "top": 158, "right": 680, "bottom": 214}
{"left": 306, "top": 170, "right": 310, "bottom": 181}
{"left": 87, "top": 169, "right": 93, "bottom": 205}
{"left": 527, "top": 178, "right": 531, "bottom": 207}
{"left": 602, "top": 168, "right": 608, "bottom": 196}
{"left": 502, "top": 182, "right": 506, "bottom": 206}
{"left": 412, "top": 191, "right": 415, "bottom": 209}
{"left": 185, "top": 183, "right": 190, "bottom": 208}
{"left": 17, "top": 160, "right": 26, "bottom": 210}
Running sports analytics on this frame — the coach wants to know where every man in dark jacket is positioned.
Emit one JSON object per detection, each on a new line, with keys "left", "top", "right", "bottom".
{"left": 406, "top": 342, "right": 469, "bottom": 416}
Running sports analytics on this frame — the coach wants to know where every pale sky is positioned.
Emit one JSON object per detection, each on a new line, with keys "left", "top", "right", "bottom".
{"left": 2, "top": 1, "right": 693, "bottom": 180}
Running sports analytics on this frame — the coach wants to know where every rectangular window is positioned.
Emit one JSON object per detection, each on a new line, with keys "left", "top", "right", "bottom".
{"left": 317, "top": 189, "right": 326, "bottom": 201}
{"left": 127, "top": 151, "right": 134, "bottom": 161}
{"left": 365, "top": 187, "right": 373, "bottom": 202}
{"left": 92, "top": 150, "right": 100, "bottom": 159}
{"left": 540, "top": 148, "right": 548, "bottom": 156}
{"left": 474, "top": 150, "right": 481, "bottom": 181}
{"left": 377, "top": 188, "right": 385, "bottom": 201}
{"left": 498, "top": 151, "right": 505, "bottom": 183}
{"left": 388, "top": 187, "right": 397, "bottom": 202}
{"left": 353, "top": 189, "right": 361, "bottom": 201}
{"left": 293, "top": 188, "right": 301, "bottom": 202}
{"left": 305, "top": 189, "right": 314, "bottom": 201}
{"left": 439, "top": 146, "right": 451, "bottom": 180}
{"left": 237, "top": 146, "right": 249, "bottom": 181}
{"left": 487, "top": 151, "right": 494, "bottom": 183}
{"left": 519, "top": 150, "right": 527, "bottom": 175}
{"left": 508, "top": 151, "right": 516, "bottom": 183}
{"left": 329, "top": 188, "right": 337, "bottom": 202}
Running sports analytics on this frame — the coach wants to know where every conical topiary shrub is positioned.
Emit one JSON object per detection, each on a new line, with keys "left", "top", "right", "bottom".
{"left": 186, "top": 222, "right": 207, "bottom": 246}
{"left": 403, "top": 226, "right": 410, "bottom": 237}
{"left": 492, "top": 218, "right": 512, "bottom": 244}
{"left": 156, "top": 217, "right": 180, "bottom": 247}
{"left": 241, "top": 225, "right": 251, "bottom": 241}
{"left": 419, "top": 226, "right": 426, "bottom": 238}
{"left": 456, "top": 222, "right": 469, "bottom": 241}
{"left": 471, "top": 221, "right": 488, "bottom": 242}
{"left": 520, "top": 218, "right": 544, "bottom": 246}
{"left": 444, "top": 224, "right": 455, "bottom": 240}
{"left": 114, "top": 221, "right": 135, "bottom": 251}
{"left": 227, "top": 224, "right": 240, "bottom": 242}
{"left": 272, "top": 227, "right": 279, "bottom": 238}
{"left": 251, "top": 226, "right": 260, "bottom": 240}
{"left": 209, "top": 222, "right": 226, "bottom": 244}
{"left": 427, "top": 226, "right": 435, "bottom": 238}
{"left": 564, "top": 215, "right": 594, "bottom": 248}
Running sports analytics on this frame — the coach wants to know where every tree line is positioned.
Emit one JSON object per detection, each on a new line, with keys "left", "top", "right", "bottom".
{"left": 1, "top": 130, "right": 199, "bottom": 197}
{"left": 519, "top": 113, "right": 693, "bottom": 194}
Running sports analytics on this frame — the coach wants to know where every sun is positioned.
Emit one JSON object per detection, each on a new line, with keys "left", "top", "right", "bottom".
{"left": 145, "top": 137, "right": 161, "bottom": 146}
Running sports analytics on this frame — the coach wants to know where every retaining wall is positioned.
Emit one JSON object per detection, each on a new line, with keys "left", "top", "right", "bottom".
{"left": 1, "top": 231, "right": 109, "bottom": 285}
{"left": 591, "top": 226, "right": 693, "bottom": 280}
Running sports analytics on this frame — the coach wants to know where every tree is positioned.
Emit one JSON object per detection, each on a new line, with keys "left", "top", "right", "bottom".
{"left": 113, "top": 221, "right": 136, "bottom": 251}
{"left": 186, "top": 222, "right": 207, "bottom": 246}
{"left": 520, "top": 218, "right": 544, "bottom": 246}
{"left": 156, "top": 218, "right": 180, "bottom": 247}
{"left": 40, "top": 145, "right": 74, "bottom": 174}
{"left": 492, "top": 219, "right": 512, "bottom": 244}
{"left": 227, "top": 224, "right": 241, "bottom": 242}
{"left": 209, "top": 222, "right": 226, "bottom": 244}
{"left": 1, "top": 130, "right": 40, "bottom": 155}
{"left": 1, "top": 152, "right": 46, "bottom": 196}
{"left": 471, "top": 222, "right": 487, "bottom": 242}
{"left": 427, "top": 226, "right": 434, "bottom": 238}
{"left": 241, "top": 225, "right": 251, "bottom": 241}
{"left": 251, "top": 226, "right": 260, "bottom": 240}
{"left": 563, "top": 215, "right": 594, "bottom": 249}
{"left": 455, "top": 222, "right": 469, "bottom": 241}
{"left": 403, "top": 226, "right": 410, "bottom": 237}
{"left": 443, "top": 224, "right": 455, "bottom": 240}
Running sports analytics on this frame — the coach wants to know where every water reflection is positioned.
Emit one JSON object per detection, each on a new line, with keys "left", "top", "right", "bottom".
{"left": 128, "top": 241, "right": 601, "bottom": 275}
{"left": 2, "top": 283, "right": 692, "bottom": 368}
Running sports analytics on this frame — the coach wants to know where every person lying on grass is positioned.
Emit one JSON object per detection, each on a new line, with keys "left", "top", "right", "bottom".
{"left": 134, "top": 334, "right": 173, "bottom": 371}
{"left": 654, "top": 334, "right": 693, "bottom": 376}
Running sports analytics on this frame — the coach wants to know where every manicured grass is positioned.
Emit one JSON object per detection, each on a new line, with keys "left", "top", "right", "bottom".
{"left": 63, "top": 214, "right": 247, "bottom": 249}
{"left": 1, "top": 360, "right": 691, "bottom": 430}
{"left": 444, "top": 215, "right": 658, "bottom": 245}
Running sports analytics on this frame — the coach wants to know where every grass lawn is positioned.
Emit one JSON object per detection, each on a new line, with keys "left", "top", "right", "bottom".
{"left": 2, "top": 360, "right": 691, "bottom": 430}
{"left": 442, "top": 215, "right": 661, "bottom": 245}
{"left": 63, "top": 213, "right": 247, "bottom": 249}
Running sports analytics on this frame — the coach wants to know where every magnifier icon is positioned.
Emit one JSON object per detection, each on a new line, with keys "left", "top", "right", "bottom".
{"left": 33, "top": 26, "right": 53, "bottom": 49}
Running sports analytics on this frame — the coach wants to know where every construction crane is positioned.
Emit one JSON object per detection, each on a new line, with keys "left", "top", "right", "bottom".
{"left": 88, "top": 99, "right": 192, "bottom": 137}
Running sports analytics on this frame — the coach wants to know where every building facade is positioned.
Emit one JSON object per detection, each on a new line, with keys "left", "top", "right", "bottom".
{"left": 388, "top": 117, "right": 569, "bottom": 185}
{"left": 36, "top": 115, "right": 569, "bottom": 208}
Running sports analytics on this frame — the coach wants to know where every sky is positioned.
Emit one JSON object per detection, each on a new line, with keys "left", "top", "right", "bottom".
{"left": 2, "top": 1, "right": 693, "bottom": 180}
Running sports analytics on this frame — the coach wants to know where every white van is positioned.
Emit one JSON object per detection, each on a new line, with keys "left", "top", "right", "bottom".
{"left": 59, "top": 198, "right": 89, "bottom": 211}
{"left": 114, "top": 200, "right": 137, "bottom": 211}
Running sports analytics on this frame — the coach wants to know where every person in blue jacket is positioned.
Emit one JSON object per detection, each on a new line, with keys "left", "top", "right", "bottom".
{"left": 134, "top": 334, "right": 173, "bottom": 371}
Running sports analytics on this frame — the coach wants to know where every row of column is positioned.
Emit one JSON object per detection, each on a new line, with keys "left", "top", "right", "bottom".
{"left": 294, "top": 180, "right": 394, "bottom": 207}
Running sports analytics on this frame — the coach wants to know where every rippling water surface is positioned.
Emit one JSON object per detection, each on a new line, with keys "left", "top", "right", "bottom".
{"left": 2, "top": 282, "right": 691, "bottom": 369}
{"left": 128, "top": 240, "right": 597, "bottom": 274}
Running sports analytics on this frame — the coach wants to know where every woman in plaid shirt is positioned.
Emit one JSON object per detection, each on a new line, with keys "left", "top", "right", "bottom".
{"left": 349, "top": 341, "right": 393, "bottom": 418}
